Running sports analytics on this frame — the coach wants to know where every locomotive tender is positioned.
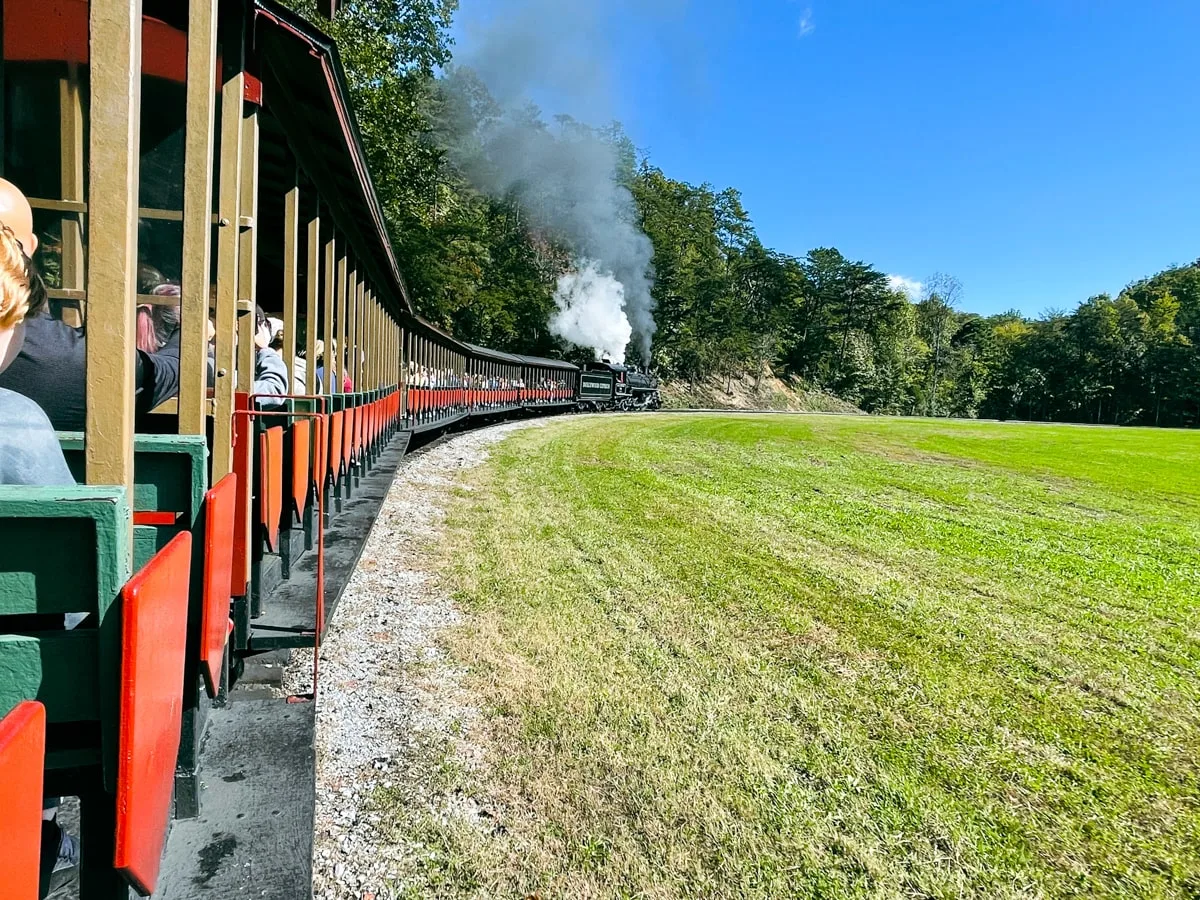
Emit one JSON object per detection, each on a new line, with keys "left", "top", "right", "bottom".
{"left": 0, "top": 3, "right": 660, "bottom": 898}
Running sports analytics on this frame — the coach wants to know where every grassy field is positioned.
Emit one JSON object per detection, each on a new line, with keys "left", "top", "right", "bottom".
{"left": 392, "top": 414, "right": 1200, "bottom": 899}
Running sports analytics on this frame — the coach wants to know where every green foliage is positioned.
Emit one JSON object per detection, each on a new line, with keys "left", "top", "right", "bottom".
{"left": 285, "top": 2, "right": 1198, "bottom": 426}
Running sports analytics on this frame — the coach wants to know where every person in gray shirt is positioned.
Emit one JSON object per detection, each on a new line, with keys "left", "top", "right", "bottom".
{"left": 252, "top": 304, "right": 289, "bottom": 408}
{"left": 0, "top": 222, "right": 81, "bottom": 895}
{"left": 0, "top": 224, "right": 73, "bottom": 487}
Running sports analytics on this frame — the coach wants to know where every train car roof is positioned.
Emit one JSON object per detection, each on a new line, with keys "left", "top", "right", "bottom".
{"left": 512, "top": 354, "right": 580, "bottom": 372}
{"left": 408, "top": 316, "right": 470, "bottom": 352}
{"left": 464, "top": 344, "right": 526, "bottom": 365}
{"left": 253, "top": 0, "right": 411, "bottom": 317}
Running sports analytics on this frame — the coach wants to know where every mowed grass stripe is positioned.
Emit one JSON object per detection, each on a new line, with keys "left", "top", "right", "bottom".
{"left": 404, "top": 414, "right": 1200, "bottom": 899}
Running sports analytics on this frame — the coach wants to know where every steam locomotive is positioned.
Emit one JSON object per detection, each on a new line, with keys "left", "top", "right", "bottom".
{"left": 578, "top": 361, "right": 662, "bottom": 411}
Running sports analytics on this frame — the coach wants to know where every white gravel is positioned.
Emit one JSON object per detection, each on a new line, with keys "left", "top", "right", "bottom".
{"left": 285, "top": 420, "right": 541, "bottom": 900}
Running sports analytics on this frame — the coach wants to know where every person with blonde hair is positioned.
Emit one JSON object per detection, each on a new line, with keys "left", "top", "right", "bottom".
{"left": 0, "top": 224, "right": 73, "bottom": 486}
{"left": 0, "top": 223, "right": 81, "bottom": 895}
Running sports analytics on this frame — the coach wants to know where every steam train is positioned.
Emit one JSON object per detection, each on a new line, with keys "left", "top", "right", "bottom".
{"left": 0, "top": 3, "right": 658, "bottom": 899}
{"left": 579, "top": 361, "right": 663, "bottom": 411}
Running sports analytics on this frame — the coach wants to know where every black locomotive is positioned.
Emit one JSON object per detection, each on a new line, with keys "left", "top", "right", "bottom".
{"left": 578, "top": 361, "right": 662, "bottom": 411}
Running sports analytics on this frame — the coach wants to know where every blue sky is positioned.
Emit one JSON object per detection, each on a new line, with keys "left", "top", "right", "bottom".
{"left": 454, "top": 1, "right": 1200, "bottom": 317}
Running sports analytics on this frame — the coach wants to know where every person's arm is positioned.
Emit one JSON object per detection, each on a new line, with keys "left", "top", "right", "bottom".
{"left": 253, "top": 347, "right": 288, "bottom": 408}
{"left": 0, "top": 391, "right": 76, "bottom": 486}
{"left": 136, "top": 328, "right": 181, "bottom": 412}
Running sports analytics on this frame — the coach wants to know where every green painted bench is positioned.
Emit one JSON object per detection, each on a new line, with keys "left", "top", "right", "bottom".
{"left": 58, "top": 433, "right": 208, "bottom": 569}
{"left": 58, "top": 433, "right": 227, "bottom": 819}
{"left": 0, "top": 486, "right": 192, "bottom": 898}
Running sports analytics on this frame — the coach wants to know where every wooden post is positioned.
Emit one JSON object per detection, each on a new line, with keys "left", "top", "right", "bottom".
{"left": 363, "top": 292, "right": 372, "bottom": 390}
{"left": 335, "top": 255, "right": 348, "bottom": 392}
{"left": 58, "top": 64, "right": 85, "bottom": 306}
{"left": 364, "top": 292, "right": 373, "bottom": 390}
{"left": 212, "top": 68, "right": 244, "bottom": 478}
{"left": 305, "top": 207, "right": 320, "bottom": 393}
{"left": 85, "top": 0, "right": 142, "bottom": 508}
{"left": 179, "top": 0, "right": 220, "bottom": 435}
{"left": 236, "top": 109, "right": 259, "bottom": 402}
{"left": 322, "top": 233, "right": 336, "bottom": 395}
{"left": 364, "top": 294, "right": 372, "bottom": 390}
{"left": 235, "top": 107, "right": 259, "bottom": 592}
{"left": 373, "top": 296, "right": 380, "bottom": 389}
{"left": 282, "top": 178, "right": 300, "bottom": 386}
{"left": 349, "top": 273, "right": 361, "bottom": 390}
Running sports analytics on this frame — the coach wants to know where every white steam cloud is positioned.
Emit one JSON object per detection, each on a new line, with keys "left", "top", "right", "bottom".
{"left": 450, "top": 0, "right": 689, "bottom": 362}
{"left": 550, "top": 262, "right": 633, "bottom": 364}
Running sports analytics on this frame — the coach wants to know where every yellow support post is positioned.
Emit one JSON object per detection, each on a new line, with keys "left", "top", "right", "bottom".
{"left": 179, "top": 0, "right": 220, "bottom": 435}
{"left": 282, "top": 178, "right": 300, "bottom": 386}
{"left": 236, "top": 109, "right": 259, "bottom": 404}
{"left": 306, "top": 208, "right": 321, "bottom": 394}
{"left": 212, "top": 69, "right": 244, "bottom": 478}
{"left": 85, "top": 0, "right": 142, "bottom": 509}
{"left": 322, "top": 232, "right": 336, "bottom": 396}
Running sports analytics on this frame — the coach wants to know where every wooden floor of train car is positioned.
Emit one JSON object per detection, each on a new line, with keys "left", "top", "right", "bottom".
{"left": 155, "top": 430, "right": 413, "bottom": 900}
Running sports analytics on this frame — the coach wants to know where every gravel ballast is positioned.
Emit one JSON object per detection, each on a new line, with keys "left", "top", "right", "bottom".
{"left": 285, "top": 420, "right": 540, "bottom": 900}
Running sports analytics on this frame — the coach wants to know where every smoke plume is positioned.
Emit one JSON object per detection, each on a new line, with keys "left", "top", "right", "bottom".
{"left": 449, "top": 0, "right": 682, "bottom": 362}
{"left": 550, "top": 262, "right": 634, "bottom": 363}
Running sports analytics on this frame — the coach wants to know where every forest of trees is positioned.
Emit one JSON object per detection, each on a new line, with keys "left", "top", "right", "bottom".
{"left": 283, "top": 0, "right": 1199, "bottom": 427}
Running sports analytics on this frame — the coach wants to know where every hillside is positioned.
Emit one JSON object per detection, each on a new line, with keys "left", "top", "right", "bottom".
{"left": 660, "top": 372, "right": 863, "bottom": 414}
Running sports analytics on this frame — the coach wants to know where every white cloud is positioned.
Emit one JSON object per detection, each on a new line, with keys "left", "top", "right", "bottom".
{"left": 888, "top": 275, "right": 924, "bottom": 298}
{"left": 797, "top": 7, "right": 815, "bottom": 37}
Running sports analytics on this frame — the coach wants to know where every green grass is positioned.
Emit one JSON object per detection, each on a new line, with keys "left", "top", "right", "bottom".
{"left": 414, "top": 414, "right": 1200, "bottom": 899}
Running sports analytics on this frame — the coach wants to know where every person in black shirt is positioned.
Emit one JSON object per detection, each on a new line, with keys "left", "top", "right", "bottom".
{"left": 0, "top": 305, "right": 184, "bottom": 431}
{"left": 0, "top": 179, "right": 184, "bottom": 430}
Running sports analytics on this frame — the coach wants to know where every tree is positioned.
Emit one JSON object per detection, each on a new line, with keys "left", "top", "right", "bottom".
{"left": 273, "top": 3, "right": 1199, "bottom": 427}
{"left": 915, "top": 274, "right": 962, "bottom": 416}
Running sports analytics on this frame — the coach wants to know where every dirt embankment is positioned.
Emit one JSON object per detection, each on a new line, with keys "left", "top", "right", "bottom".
{"left": 661, "top": 372, "right": 863, "bottom": 414}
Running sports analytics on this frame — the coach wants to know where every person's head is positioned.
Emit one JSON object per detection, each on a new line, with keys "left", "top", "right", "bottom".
{"left": 254, "top": 305, "right": 272, "bottom": 350}
{"left": 267, "top": 317, "right": 284, "bottom": 352}
{"left": 137, "top": 264, "right": 166, "bottom": 295}
{"left": 136, "top": 305, "right": 157, "bottom": 353}
{"left": 135, "top": 281, "right": 181, "bottom": 353}
{"left": 0, "top": 178, "right": 38, "bottom": 257}
{"left": 0, "top": 225, "right": 45, "bottom": 374}
{"left": 314, "top": 339, "right": 325, "bottom": 365}
{"left": 151, "top": 303, "right": 181, "bottom": 349}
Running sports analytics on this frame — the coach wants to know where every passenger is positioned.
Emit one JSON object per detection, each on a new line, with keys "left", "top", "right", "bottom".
{"left": 292, "top": 344, "right": 313, "bottom": 395}
{"left": 0, "top": 179, "right": 183, "bottom": 430}
{"left": 135, "top": 266, "right": 170, "bottom": 353}
{"left": 315, "top": 339, "right": 328, "bottom": 391}
{"left": 0, "top": 227, "right": 73, "bottom": 486}
{"left": 0, "top": 224, "right": 81, "bottom": 896}
{"left": 252, "top": 305, "right": 288, "bottom": 409}
{"left": 309, "top": 340, "right": 324, "bottom": 393}
{"left": 267, "top": 318, "right": 312, "bottom": 394}
{"left": 149, "top": 293, "right": 182, "bottom": 353}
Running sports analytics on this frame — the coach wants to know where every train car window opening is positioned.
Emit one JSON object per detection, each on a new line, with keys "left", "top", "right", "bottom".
{"left": 3, "top": 3, "right": 189, "bottom": 337}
